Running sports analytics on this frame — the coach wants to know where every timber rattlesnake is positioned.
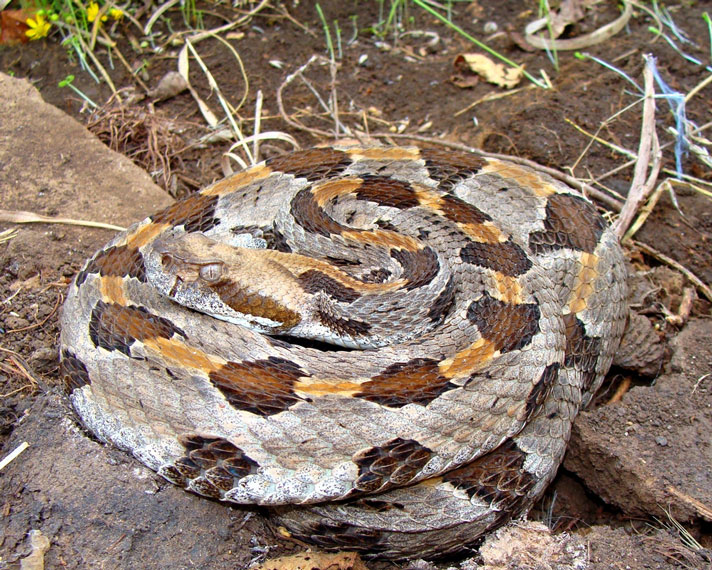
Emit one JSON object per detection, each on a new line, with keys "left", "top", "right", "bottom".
{"left": 60, "top": 146, "right": 628, "bottom": 559}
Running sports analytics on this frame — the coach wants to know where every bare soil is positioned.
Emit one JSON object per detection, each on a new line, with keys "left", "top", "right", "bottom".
{"left": 1, "top": 1, "right": 711, "bottom": 568}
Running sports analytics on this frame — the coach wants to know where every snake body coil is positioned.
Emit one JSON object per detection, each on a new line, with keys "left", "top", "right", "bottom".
{"left": 60, "top": 146, "right": 627, "bottom": 559}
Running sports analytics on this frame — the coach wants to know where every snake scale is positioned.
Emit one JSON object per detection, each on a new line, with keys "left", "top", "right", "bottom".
{"left": 60, "top": 146, "right": 628, "bottom": 559}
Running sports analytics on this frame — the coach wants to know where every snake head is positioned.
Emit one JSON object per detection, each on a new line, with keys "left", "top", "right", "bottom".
{"left": 152, "top": 232, "right": 228, "bottom": 286}
{"left": 144, "top": 232, "right": 304, "bottom": 334}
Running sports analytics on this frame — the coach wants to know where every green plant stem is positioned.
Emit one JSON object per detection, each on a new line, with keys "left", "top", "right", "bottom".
{"left": 315, "top": 3, "right": 335, "bottom": 62}
{"left": 703, "top": 12, "right": 712, "bottom": 62}
{"left": 59, "top": 78, "right": 98, "bottom": 107}
{"left": 412, "top": 0, "right": 547, "bottom": 88}
{"left": 538, "top": 0, "right": 559, "bottom": 70}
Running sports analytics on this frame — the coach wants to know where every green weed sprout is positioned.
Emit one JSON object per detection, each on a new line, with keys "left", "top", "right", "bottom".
{"left": 58, "top": 75, "right": 98, "bottom": 108}
{"left": 315, "top": 3, "right": 336, "bottom": 61}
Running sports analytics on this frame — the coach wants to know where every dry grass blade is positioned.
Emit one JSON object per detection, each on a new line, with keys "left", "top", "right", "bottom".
{"left": 179, "top": 36, "right": 252, "bottom": 162}
{"left": 277, "top": 55, "right": 345, "bottom": 139}
{"left": 144, "top": 0, "right": 181, "bottom": 35}
{"left": 178, "top": 42, "right": 219, "bottom": 128}
{"left": 0, "top": 210, "right": 124, "bottom": 232}
{"left": 223, "top": 131, "right": 300, "bottom": 174}
{"left": 0, "top": 228, "right": 18, "bottom": 244}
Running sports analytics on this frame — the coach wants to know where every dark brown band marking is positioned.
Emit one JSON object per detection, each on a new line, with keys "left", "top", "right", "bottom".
{"left": 208, "top": 357, "right": 306, "bottom": 416}
{"left": 354, "top": 176, "right": 420, "bottom": 209}
{"left": 297, "top": 269, "right": 361, "bottom": 303}
{"left": 60, "top": 349, "right": 91, "bottom": 394}
{"left": 291, "top": 187, "right": 347, "bottom": 238}
{"left": 364, "top": 267, "right": 391, "bottom": 284}
{"left": 355, "top": 358, "right": 457, "bottom": 408}
{"left": 353, "top": 437, "right": 432, "bottom": 492}
{"left": 390, "top": 246, "right": 440, "bottom": 290}
{"left": 563, "top": 313, "right": 602, "bottom": 393}
{"left": 76, "top": 244, "right": 145, "bottom": 288}
{"left": 211, "top": 280, "right": 302, "bottom": 329}
{"left": 419, "top": 148, "right": 486, "bottom": 192}
{"left": 529, "top": 194, "right": 607, "bottom": 254}
{"left": 160, "top": 435, "right": 259, "bottom": 497}
{"left": 466, "top": 292, "right": 540, "bottom": 353}
{"left": 460, "top": 239, "right": 533, "bottom": 277}
{"left": 89, "top": 301, "right": 186, "bottom": 356}
{"left": 439, "top": 194, "right": 492, "bottom": 226}
{"left": 266, "top": 148, "right": 351, "bottom": 181}
{"left": 427, "top": 275, "right": 456, "bottom": 323}
{"left": 316, "top": 308, "right": 371, "bottom": 338}
{"left": 288, "top": 521, "right": 387, "bottom": 553}
{"left": 151, "top": 192, "right": 220, "bottom": 234}
{"left": 525, "top": 363, "right": 560, "bottom": 419}
{"left": 442, "top": 439, "right": 535, "bottom": 511}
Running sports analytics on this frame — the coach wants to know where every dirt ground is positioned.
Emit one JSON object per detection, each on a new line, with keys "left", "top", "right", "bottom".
{"left": 0, "top": 1, "right": 711, "bottom": 568}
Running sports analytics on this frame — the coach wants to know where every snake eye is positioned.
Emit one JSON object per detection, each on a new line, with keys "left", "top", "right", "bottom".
{"left": 199, "top": 263, "right": 224, "bottom": 283}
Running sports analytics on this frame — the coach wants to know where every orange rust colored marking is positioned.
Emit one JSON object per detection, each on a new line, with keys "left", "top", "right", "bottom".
{"left": 566, "top": 252, "right": 599, "bottom": 315}
{"left": 271, "top": 251, "right": 405, "bottom": 293}
{"left": 202, "top": 164, "right": 272, "bottom": 196}
{"left": 100, "top": 275, "right": 128, "bottom": 305}
{"left": 126, "top": 221, "right": 170, "bottom": 249}
{"left": 212, "top": 278, "right": 303, "bottom": 329}
{"left": 311, "top": 178, "right": 363, "bottom": 207}
{"left": 293, "top": 378, "right": 362, "bottom": 397}
{"left": 492, "top": 273, "right": 524, "bottom": 305}
{"left": 481, "top": 159, "right": 556, "bottom": 197}
{"left": 145, "top": 337, "right": 224, "bottom": 373}
{"left": 413, "top": 186, "right": 446, "bottom": 211}
{"left": 414, "top": 186, "right": 506, "bottom": 244}
{"left": 438, "top": 338, "right": 499, "bottom": 379}
{"left": 459, "top": 221, "right": 507, "bottom": 244}
{"left": 348, "top": 147, "right": 420, "bottom": 162}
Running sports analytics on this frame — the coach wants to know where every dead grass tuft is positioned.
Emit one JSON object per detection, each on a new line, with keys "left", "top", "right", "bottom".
{"left": 87, "top": 90, "right": 191, "bottom": 196}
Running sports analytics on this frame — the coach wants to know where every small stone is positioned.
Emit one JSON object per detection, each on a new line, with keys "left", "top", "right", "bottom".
{"left": 655, "top": 436, "right": 668, "bottom": 447}
{"left": 30, "top": 347, "right": 57, "bottom": 364}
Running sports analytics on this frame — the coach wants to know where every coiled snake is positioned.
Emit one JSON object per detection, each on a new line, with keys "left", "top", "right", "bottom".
{"left": 60, "top": 146, "right": 628, "bottom": 559}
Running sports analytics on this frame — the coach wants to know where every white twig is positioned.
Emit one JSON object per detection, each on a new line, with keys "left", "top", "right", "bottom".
{"left": 0, "top": 441, "right": 29, "bottom": 471}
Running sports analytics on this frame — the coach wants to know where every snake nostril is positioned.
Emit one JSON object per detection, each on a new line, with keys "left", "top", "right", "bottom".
{"left": 161, "top": 254, "right": 173, "bottom": 269}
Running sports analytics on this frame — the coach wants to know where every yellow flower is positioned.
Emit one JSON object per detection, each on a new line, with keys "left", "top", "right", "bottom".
{"left": 25, "top": 13, "right": 51, "bottom": 40}
{"left": 87, "top": 2, "right": 107, "bottom": 23}
{"left": 109, "top": 7, "right": 123, "bottom": 20}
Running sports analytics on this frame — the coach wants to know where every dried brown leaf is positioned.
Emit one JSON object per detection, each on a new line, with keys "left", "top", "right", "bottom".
{"left": 453, "top": 54, "right": 522, "bottom": 89}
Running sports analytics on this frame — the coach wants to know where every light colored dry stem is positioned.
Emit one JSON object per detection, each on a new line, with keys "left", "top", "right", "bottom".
{"left": 614, "top": 55, "right": 662, "bottom": 240}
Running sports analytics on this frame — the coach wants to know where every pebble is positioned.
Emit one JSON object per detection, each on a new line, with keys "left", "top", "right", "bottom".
{"left": 655, "top": 436, "right": 668, "bottom": 447}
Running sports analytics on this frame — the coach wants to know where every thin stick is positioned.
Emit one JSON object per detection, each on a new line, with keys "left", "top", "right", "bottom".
{"left": 0, "top": 210, "right": 125, "bottom": 232}
{"left": 684, "top": 72, "right": 712, "bottom": 103}
{"left": 6, "top": 291, "right": 63, "bottom": 333}
{"left": 614, "top": 55, "right": 662, "bottom": 240}
{"left": 277, "top": 55, "right": 334, "bottom": 138}
{"left": 0, "top": 441, "right": 29, "bottom": 471}
{"left": 631, "top": 239, "right": 712, "bottom": 302}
